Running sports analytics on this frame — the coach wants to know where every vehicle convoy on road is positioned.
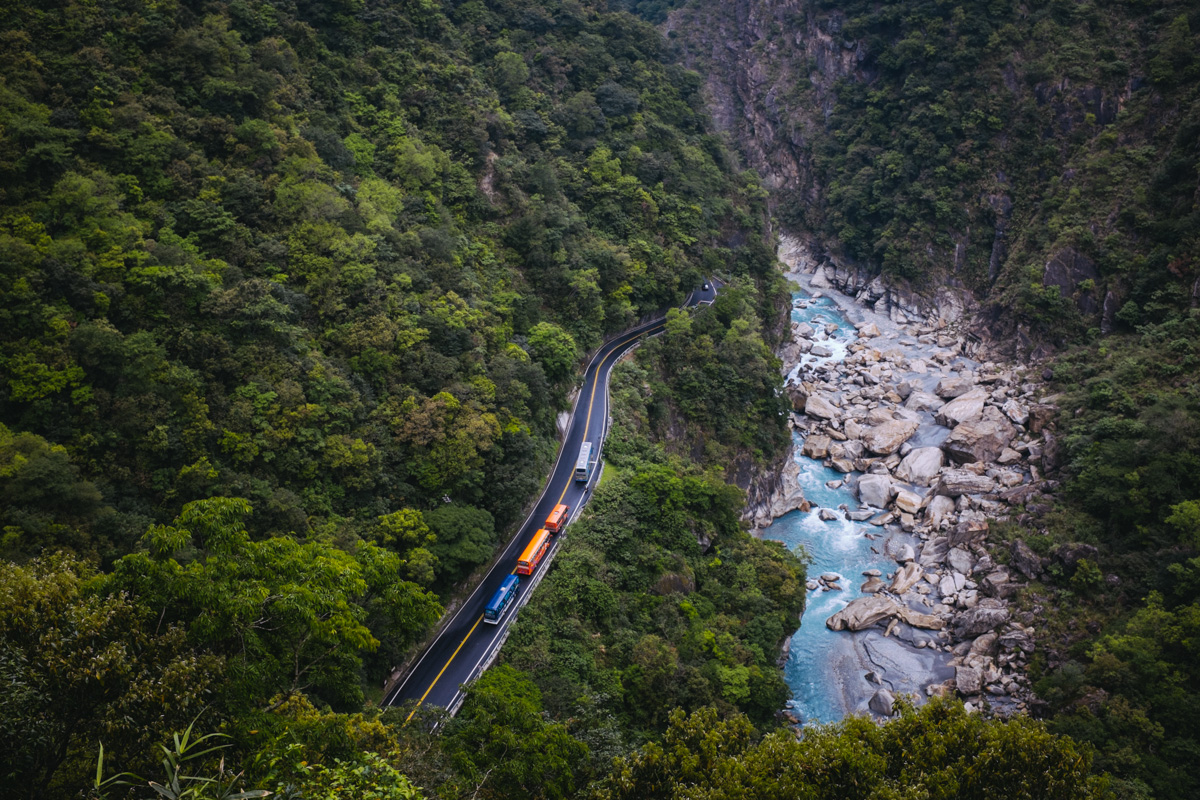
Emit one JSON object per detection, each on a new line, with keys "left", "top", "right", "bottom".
{"left": 386, "top": 279, "right": 720, "bottom": 721}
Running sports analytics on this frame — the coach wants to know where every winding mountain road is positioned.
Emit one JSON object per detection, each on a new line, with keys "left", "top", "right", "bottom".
{"left": 385, "top": 280, "right": 719, "bottom": 720}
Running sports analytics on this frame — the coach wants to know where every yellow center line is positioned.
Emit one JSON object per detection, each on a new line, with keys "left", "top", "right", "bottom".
{"left": 403, "top": 320, "right": 665, "bottom": 722}
{"left": 404, "top": 612, "right": 485, "bottom": 724}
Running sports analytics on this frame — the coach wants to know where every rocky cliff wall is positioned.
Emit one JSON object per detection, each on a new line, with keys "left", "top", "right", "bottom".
{"left": 666, "top": 0, "right": 1200, "bottom": 357}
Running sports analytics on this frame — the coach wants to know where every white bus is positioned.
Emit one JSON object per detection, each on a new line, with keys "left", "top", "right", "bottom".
{"left": 574, "top": 442, "right": 593, "bottom": 483}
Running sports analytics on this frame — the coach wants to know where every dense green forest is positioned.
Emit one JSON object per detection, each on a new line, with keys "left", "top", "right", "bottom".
{"left": 668, "top": 0, "right": 1200, "bottom": 797}
{"left": 794, "top": 0, "right": 1200, "bottom": 337}
{"left": 0, "top": 0, "right": 801, "bottom": 795}
{"left": 0, "top": 0, "right": 1164, "bottom": 797}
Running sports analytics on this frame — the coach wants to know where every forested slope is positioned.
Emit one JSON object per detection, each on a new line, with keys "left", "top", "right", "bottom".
{"left": 664, "top": 1, "right": 1200, "bottom": 797}
{"left": 671, "top": 0, "right": 1199, "bottom": 343}
{"left": 0, "top": 0, "right": 1123, "bottom": 798}
{"left": 0, "top": 0, "right": 795, "bottom": 795}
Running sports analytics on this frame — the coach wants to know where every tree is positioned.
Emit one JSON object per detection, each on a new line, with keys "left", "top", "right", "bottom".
{"left": 594, "top": 700, "right": 1108, "bottom": 800}
{"left": 527, "top": 322, "right": 579, "bottom": 382}
{"left": 446, "top": 666, "right": 589, "bottom": 800}
{"left": 0, "top": 555, "right": 220, "bottom": 800}
{"left": 424, "top": 505, "right": 497, "bottom": 589}
{"left": 107, "top": 499, "right": 409, "bottom": 712}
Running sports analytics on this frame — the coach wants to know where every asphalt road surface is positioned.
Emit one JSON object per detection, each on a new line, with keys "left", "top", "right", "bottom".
{"left": 385, "top": 280, "right": 719, "bottom": 720}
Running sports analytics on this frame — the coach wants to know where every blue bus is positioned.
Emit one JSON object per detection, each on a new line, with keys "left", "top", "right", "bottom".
{"left": 484, "top": 575, "right": 519, "bottom": 624}
{"left": 574, "top": 442, "right": 593, "bottom": 483}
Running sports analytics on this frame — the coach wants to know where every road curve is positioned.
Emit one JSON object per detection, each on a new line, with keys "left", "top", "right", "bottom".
{"left": 385, "top": 281, "right": 719, "bottom": 719}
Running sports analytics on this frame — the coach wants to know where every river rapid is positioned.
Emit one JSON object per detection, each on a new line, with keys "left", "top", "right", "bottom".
{"left": 765, "top": 270, "right": 973, "bottom": 723}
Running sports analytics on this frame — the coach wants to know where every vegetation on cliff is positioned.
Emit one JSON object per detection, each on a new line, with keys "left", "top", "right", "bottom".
{"left": 0, "top": 0, "right": 1142, "bottom": 797}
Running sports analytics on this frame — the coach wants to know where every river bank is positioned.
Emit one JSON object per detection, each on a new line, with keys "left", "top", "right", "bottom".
{"left": 759, "top": 236, "right": 1058, "bottom": 723}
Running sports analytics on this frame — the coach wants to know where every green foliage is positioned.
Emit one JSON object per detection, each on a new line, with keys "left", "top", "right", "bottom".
{"left": 0, "top": 555, "right": 221, "bottom": 797}
{"left": 92, "top": 720, "right": 269, "bottom": 800}
{"left": 526, "top": 322, "right": 579, "bottom": 382}
{"left": 593, "top": 700, "right": 1109, "bottom": 799}
{"left": 502, "top": 368, "right": 804, "bottom": 735}
{"left": 444, "top": 666, "right": 589, "bottom": 800}
{"left": 104, "top": 498, "right": 440, "bottom": 713}
{"left": 423, "top": 504, "right": 498, "bottom": 591}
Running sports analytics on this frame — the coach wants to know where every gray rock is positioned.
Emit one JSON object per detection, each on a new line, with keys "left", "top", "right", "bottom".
{"left": 996, "top": 447, "right": 1022, "bottom": 465}
{"left": 1002, "top": 398, "right": 1029, "bottom": 426}
{"left": 889, "top": 562, "right": 924, "bottom": 593}
{"left": 1027, "top": 403, "right": 1056, "bottom": 434}
{"left": 894, "top": 489, "right": 923, "bottom": 515}
{"left": 954, "top": 598, "right": 1011, "bottom": 638}
{"left": 904, "top": 391, "right": 945, "bottom": 412}
{"left": 895, "top": 447, "right": 945, "bottom": 486}
{"left": 796, "top": 323, "right": 815, "bottom": 338}
{"left": 936, "top": 469, "right": 997, "bottom": 497}
{"left": 811, "top": 345, "right": 834, "bottom": 358}
{"left": 801, "top": 434, "right": 832, "bottom": 459}
{"left": 1010, "top": 540, "right": 1045, "bottom": 580}
{"left": 857, "top": 474, "right": 895, "bottom": 508}
{"left": 818, "top": 508, "right": 840, "bottom": 521}
{"left": 858, "top": 322, "right": 883, "bottom": 338}
{"left": 861, "top": 576, "right": 886, "bottom": 594}
{"left": 936, "top": 376, "right": 977, "bottom": 399}
{"left": 825, "top": 595, "right": 945, "bottom": 632}
{"left": 895, "top": 542, "right": 916, "bottom": 563}
{"left": 935, "top": 389, "right": 987, "bottom": 428}
{"left": 943, "top": 407, "right": 1017, "bottom": 464}
{"left": 956, "top": 666, "right": 982, "bottom": 695}
{"left": 926, "top": 495, "right": 956, "bottom": 529}
{"left": 804, "top": 394, "right": 840, "bottom": 421}
{"left": 998, "top": 627, "right": 1035, "bottom": 654}
{"left": 861, "top": 419, "right": 920, "bottom": 455}
{"left": 869, "top": 688, "right": 897, "bottom": 716}
{"left": 969, "top": 632, "right": 998, "bottom": 656}
{"left": 945, "top": 546, "right": 974, "bottom": 575}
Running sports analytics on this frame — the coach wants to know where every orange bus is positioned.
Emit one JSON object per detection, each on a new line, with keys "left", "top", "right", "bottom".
{"left": 544, "top": 503, "right": 570, "bottom": 534}
{"left": 516, "top": 529, "right": 552, "bottom": 576}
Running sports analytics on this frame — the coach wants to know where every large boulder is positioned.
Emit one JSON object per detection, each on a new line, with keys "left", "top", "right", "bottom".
{"left": 954, "top": 598, "right": 1010, "bottom": 638}
{"left": 936, "top": 469, "right": 997, "bottom": 497}
{"left": 894, "top": 489, "right": 923, "bottom": 515}
{"left": 926, "top": 495, "right": 956, "bottom": 528}
{"left": 889, "top": 562, "right": 924, "bottom": 593}
{"left": 1028, "top": 403, "right": 1056, "bottom": 434}
{"left": 804, "top": 394, "right": 840, "bottom": 421}
{"left": 934, "top": 389, "right": 987, "bottom": 427}
{"left": 894, "top": 447, "right": 945, "bottom": 486}
{"left": 955, "top": 666, "right": 982, "bottom": 695}
{"left": 943, "top": 407, "right": 1016, "bottom": 464}
{"left": 1010, "top": 539, "right": 1045, "bottom": 580}
{"left": 869, "top": 688, "right": 896, "bottom": 716}
{"left": 826, "top": 595, "right": 945, "bottom": 632}
{"left": 857, "top": 474, "right": 895, "bottom": 508}
{"left": 904, "top": 391, "right": 945, "bottom": 412}
{"left": 936, "top": 376, "right": 976, "bottom": 398}
{"left": 858, "top": 322, "right": 883, "bottom": 338}
{"left": 801, "top": 434, "right": 832, "bottom": 459}
{"left": 861, "top": 419, "right": 920, "bottom": 455}
{"left": 945, "top": 546, "right": 974, "bottom": 575}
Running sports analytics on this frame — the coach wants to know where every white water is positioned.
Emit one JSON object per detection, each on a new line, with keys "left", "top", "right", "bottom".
{"left": 767, "top": 290, "right": 956, "bottom": 723}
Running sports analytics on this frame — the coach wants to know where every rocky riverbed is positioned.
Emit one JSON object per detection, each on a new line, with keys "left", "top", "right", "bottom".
{"left": 759, "top": 237, "right": 1057, "bottom": 722}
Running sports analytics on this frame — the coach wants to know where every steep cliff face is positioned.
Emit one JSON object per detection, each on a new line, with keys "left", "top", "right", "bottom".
{"left": 665, "top": 1, "right": 854, "bottom": 199}
{"left": 668, "top": 0, "right": 1200, "bottom": 356}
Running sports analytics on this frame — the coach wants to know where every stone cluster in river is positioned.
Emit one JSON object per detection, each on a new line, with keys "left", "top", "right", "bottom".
{"left": 781, "top": 298, "right": 1057, "bottom": 714}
